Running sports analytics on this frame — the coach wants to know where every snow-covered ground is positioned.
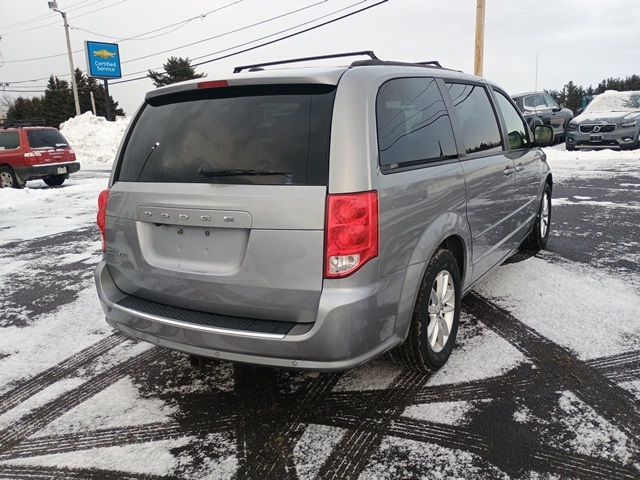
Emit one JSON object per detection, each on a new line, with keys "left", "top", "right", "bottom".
{"left": 0, "top": 116, "right": 639, "bottom": 478}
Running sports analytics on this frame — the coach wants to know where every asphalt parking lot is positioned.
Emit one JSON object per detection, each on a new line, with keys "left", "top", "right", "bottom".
{"left": 0, "top": 149, "right": 639, "bottom": 479}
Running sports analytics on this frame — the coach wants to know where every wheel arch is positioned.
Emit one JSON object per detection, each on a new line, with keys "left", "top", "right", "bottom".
{"left": 393, "top": 211, "right": 472, "bottom": 341}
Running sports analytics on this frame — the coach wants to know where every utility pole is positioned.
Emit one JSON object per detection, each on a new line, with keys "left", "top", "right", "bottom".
{"left": 48, "top": 1, "right": 81, "bottom": 116}
{"left": 474, "top": 0, "right": 486, "bottom": 77}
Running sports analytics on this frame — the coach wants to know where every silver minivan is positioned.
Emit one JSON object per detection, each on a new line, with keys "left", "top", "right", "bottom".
{"left": 95, "top": 52, "right": 554, "bottom": 371}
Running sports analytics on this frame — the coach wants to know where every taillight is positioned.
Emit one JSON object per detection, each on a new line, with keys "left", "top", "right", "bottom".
{"left": 97, "top": 189, "right": 110, "bottom": 253}
{"left": 325, "top": 191, "right": 379, "bottom": 279}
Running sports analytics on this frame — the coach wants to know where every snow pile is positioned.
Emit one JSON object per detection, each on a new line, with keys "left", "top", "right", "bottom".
{"left": 60, "top": 112, "right": 130, "bottom": 169}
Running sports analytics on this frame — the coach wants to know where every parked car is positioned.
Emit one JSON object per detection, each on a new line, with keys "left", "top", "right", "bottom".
{"left": 566, "top": 90, "right": 640, "bottom": 151}
{"left": 512, "top": 92, "right": 574, "bottom": 141}
{"left": 0, "top": 122, "right": 80, "bottom": 188}
{"left": 95, "top": 52, "right": 554, "bottom": 372}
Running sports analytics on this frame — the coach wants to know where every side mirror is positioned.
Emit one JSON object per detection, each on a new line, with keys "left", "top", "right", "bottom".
{"left": 559, "top": 103, "right": 566, "bottom": 109}
{"left": 577, "top": 108, "right": 584, "bottom": 114}
{"left": 534, "top": 124, "right": 554, "bottom": 146}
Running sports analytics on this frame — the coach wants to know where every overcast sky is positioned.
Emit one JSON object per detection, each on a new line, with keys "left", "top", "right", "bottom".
{"left": 1, "top": 0, "right": 639, "bottom": 114}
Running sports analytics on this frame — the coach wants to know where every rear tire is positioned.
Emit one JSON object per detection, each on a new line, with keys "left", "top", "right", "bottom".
{"left": 44, "top": 175, "right": 66, "bottom": 187}
{"left": 0, "top": 167, "right": 20, "bottom": 189}
{"left": 391, "top": 248, "right": 461, "bottom": 371}
{"left": 521, "top": 182, "right": 552, "bottom": 254}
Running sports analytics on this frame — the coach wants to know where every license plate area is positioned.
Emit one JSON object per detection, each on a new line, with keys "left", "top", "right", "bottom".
{"left": 590, "top": 135, "right": 603, "bottom": 143}
{"left": 136, "top": 222, "right": 249, "bottom": 275}
{"left": 56, "top": 166, "right": 67, "bottom": 174}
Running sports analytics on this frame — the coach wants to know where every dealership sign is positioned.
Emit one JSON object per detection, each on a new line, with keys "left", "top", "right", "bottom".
{"left": 85, "top": 41, "right": 122, "bottom": 79}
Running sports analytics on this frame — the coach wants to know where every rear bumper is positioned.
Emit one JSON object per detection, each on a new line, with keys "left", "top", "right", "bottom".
{"left": 15, "top": 162, "right": 81, "bottom": 181}
{"left": 94, "top": 261, "right": 404, "bottom": 371}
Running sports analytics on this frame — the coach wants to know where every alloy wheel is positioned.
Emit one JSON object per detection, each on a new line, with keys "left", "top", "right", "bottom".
{"left": 540, "top": 192, "right": 550, "bottom": 238}
{"left": 427, "top": 270, "right": 456, "bottom": 353}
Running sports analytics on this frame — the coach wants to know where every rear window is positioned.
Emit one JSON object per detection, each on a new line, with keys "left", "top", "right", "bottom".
{"left": 27, "top": 129, "right": 69, "bottom": 149}
{"left": 117, "top": 84, "right": 336, "bottom": 185}
{"left": 0, "top": 132, "right": 20, "bottom": 150}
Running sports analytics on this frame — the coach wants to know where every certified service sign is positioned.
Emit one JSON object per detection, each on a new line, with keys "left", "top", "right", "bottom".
{"left": 85, "top": 41, "right": 122, "bottom": 79}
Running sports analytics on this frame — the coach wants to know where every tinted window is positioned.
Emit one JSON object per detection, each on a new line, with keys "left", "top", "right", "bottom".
{"left": 118, "top": 85, "right": 335, "bottom": 185}
{"left": 376, "top": 78, "right": 457, "bottom": 167}
{"left": 0, "top": 132, "right": 20, "bottom": 150}
{"left": 494, "top": 90, "right": 531, "bottom": 150}
{"left": 27, "top": 129, "right": 68, "bottom": 149}
{"left": 445, "top": 83, "right": 502, "bottom": 155}
{"left": 523, "top": 94, "right": 546, "bottom": 110}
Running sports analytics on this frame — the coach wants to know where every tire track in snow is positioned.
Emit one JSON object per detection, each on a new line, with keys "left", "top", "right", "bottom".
{"left": 0, "top": 348, "right": 162, "bottom": 452}
{"left": 315, "top": 369, "right": 427, "bottom": 480}
{"left": 464, "top": 293, "right": 640, "bottom": 440}
{"left": 232, "top": 367, "right": 342, "bottom": 480}
{"left": 0, "top": 333, "right": 127, "bottom": 416}
{"left": 0, "top": 418, "right": 234, "bottom": 461}
{"left": 0, "top": 464, "right": 179, "bottom": 479}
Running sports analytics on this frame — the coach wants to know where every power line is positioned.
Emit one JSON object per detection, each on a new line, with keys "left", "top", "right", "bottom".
{"left": 2, "top": 0, "right": 388, "bottom": 90}
{"left": 121, "top": 0, "right": 328, "bottom": 65}
{"left": 1, "top": 0, "right": 325, "bottom": 81}
{"left": 0, "top": 0, "right": 127, "bottom": 37}
{"left": 0, "top": 0, "right": 94, "bottom": 30}
{"left": 1, "top": 0, "right": 244, "bottom": 64}
{"left": 114, "top": 0, "right": 388, "bottom": 85}
{"left": 71, "top": 0, "right": 244, "bottom": 41}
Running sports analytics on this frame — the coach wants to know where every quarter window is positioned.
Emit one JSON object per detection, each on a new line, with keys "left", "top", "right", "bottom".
{"left": 445, "top": 82, "right": 502, "bottom": 155}
{"left": 376, "top": 77, "right": 457, "bottom": 168}
{"left": 494, "top": 90, "right": 531, "bottom": 150}
{"left": 0, "top": 132, "right": 20, "bottom": 150}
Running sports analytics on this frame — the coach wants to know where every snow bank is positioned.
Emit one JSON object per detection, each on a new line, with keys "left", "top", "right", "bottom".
{"left": 60, "top": 112, "right": 130, "bottom": 169}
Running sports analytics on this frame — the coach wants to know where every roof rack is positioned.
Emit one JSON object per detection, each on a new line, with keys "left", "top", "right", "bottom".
{"left": 0, "top": 118, "right": 47, "bottom": 129}
{"left": 233, "top": 51, "right": 379, "bottom": 73}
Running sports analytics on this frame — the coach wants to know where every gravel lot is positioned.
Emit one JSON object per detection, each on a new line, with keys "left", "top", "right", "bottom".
{"left": 0, "top": 146, "right": 639, "bottom": 479}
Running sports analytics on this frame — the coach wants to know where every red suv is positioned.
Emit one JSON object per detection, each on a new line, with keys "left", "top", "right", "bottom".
{"left": 0, "top": 125, "right": 80, "bottom": 188}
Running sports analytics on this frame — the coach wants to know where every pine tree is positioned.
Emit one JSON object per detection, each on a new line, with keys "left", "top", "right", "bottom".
{"left": 147, "top": 57, "right": 205, "bottom": 88}
{"left": 42, "top": 76, "right": 74, "bottom": 127}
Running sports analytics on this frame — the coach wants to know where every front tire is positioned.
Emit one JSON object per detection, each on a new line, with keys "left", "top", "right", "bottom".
{"left": 0, "top": 167, "right": 20, "bottom": 189}
{"left": 391, "top": 248, "right": 461, "bottom": 371}
{"left": 522, "top": 183, "right": 552, "bottom": 253}
{"left": 44, "top": 175, "right": 66, "bottom": 187}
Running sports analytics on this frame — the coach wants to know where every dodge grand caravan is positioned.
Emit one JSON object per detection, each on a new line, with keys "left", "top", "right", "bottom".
{"left": 95, "top": 52, "right": 554, "bottom": 371}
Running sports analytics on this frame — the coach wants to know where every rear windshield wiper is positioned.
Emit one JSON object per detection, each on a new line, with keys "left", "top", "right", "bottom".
{"left": 197, "top": 167, "right": 291, "bottom": 178}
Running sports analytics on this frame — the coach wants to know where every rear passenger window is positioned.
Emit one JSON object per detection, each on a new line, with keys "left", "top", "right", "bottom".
{"left": 494, "top": 90, "right": 531, "bottom": 150}
{"left": 0, "top": 132, "right": 20, "bottom": 150}
{"left": 376, "top": 78, "right": 457, "bottom": 168}
{"left": 445, "top": 83, "right": 502, "bottom": 155}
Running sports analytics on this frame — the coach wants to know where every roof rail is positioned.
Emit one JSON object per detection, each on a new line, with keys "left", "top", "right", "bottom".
{"left": 0, "top": 118, "right": 47, "bottom": 129}
{"left": 349, "top": 59, "right": 444, "bottom": 69}
{"left": 233, "top": 51, "right": 378, "bottom": 73}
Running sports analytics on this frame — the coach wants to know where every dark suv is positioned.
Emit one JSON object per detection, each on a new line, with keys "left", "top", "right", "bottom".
{"left": 0, "top": 124, "right": 80, "bottom": 188}
{"left": 512, "top": 92, "right": 574, "bottom": 141}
